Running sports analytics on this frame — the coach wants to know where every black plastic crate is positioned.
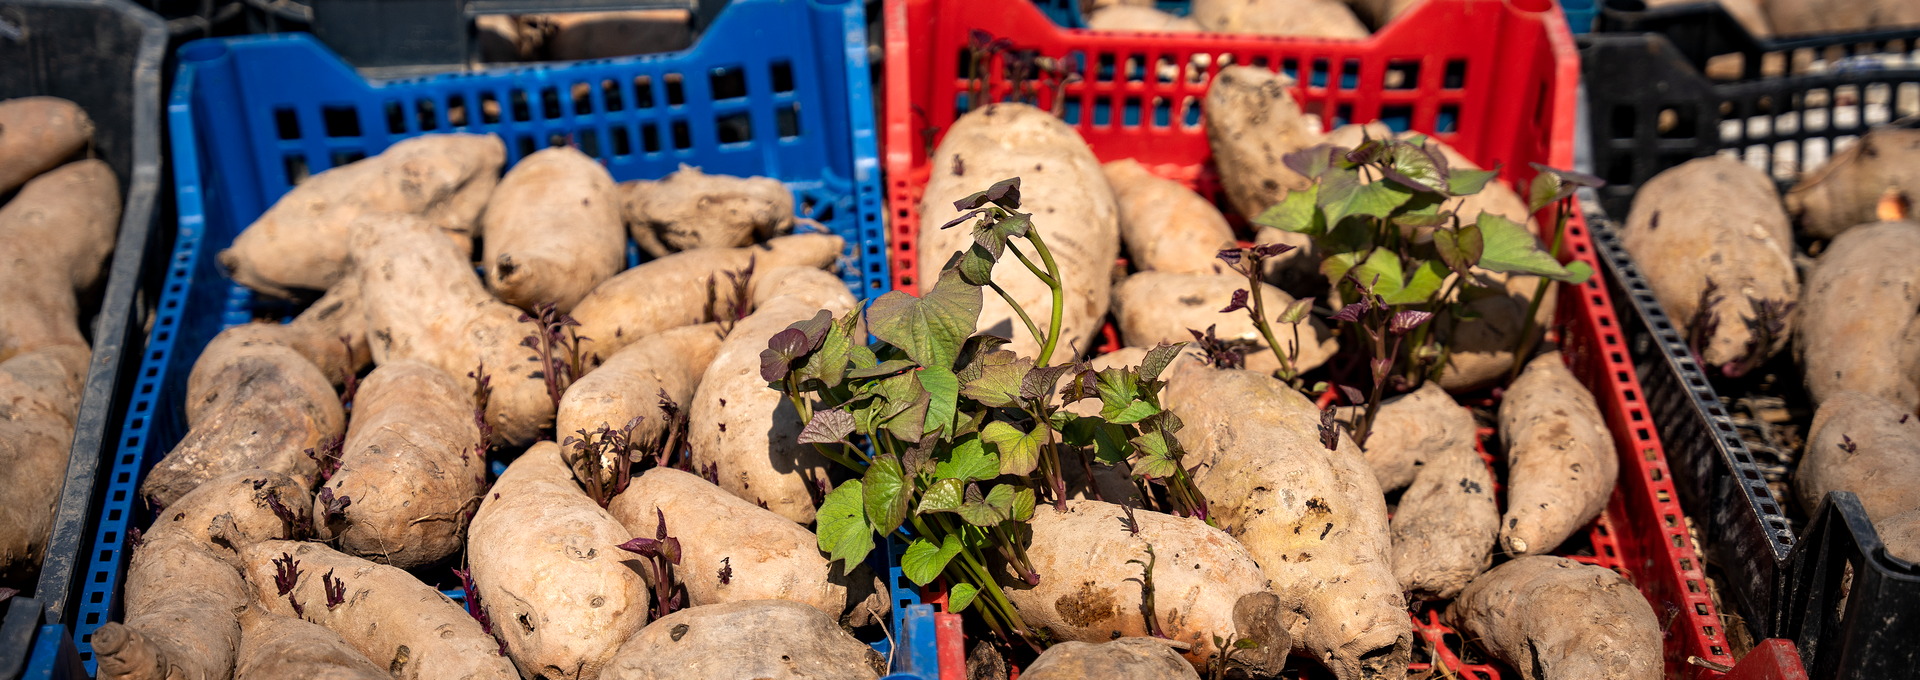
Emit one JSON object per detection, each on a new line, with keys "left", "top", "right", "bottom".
{"left": 1785, "top": 492, "right": 1920, "bottom": 679}
{"left": 0, "top": 0, "right": 167, "bottom": 674}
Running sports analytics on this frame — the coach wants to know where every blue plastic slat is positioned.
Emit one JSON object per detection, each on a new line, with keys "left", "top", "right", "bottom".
{"left": 71, "top": 0, "right": 904, "bottom": 674}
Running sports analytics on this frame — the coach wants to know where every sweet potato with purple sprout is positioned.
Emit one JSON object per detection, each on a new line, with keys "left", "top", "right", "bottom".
{"left": 0, "top": 97, "right": 93, "bottom": 195}
{"left": 1447, "top": 556, "right": 1662, "bottom": 680}
{"left": 1794, "top": 220, "right": 1920, "bottom": 411}
{"left": 1204, "top": 67, "right": 1320, "bottom": 283}
{"left": 235, "top": 607, "right": 386, "bottom": 680}
{"left": 601, "top": 600, "right": 884, "bottom": 680}
{"left": 483, "top": 146, "right": 625, "bottom": 313}
{"left": 0, "top": 159, "right": 121, "bottom": 362}
{"left": 620, "top": 164, "right": 794, "bottom": 257}
{"left": 242, "top": 540, "right": 517, "bottom": 680}
{"left": 0, "top": 345, "right": 88, "bottom": 585}
{"left": 468, "top": 441, "right": 651, "bottom": 680}
{"left": 569, "top": 233, "right": 845, "bottom": 363}
{"left": 221, "top": 133, "right": 505, "bottom": 298}
{"left": 1110, "top": 270, "right": 1338, "bottom": 377}
{"left": 1497, "top": 352, "right": 1618, "bottom": 557}
{"left": 557, "top": 323, "right": 722, "bottom": 487}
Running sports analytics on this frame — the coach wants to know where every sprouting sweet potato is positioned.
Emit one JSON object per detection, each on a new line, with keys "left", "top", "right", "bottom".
{"left": 317, "top": 361, "right": 484, "bottom": 568}
{"left": 688, "top": 267, "right": 855, "bottom": 523}
{"left": 0, "top": 97, "right": 93, "bottom": 195}
{"left": 0, "top": 159, "right": 121, "bottom": 362}
{"left": 1798, "top": 391, "right": 1920, "bottom": 525}
{"left": 242, "top": 540, "right": 518, "bottom": 680}
{"left": 1498, "top": 352, "right": 1618, "bottom": 557}
{"left": 352, "top": 212, "right": 551, "bottom": 446}
{"left": 1360, "top": 384, "right": 1497, "bottom": 599}
{"left": 608, "top": 467, "right": 888, "bottom": 626}
{"left": 221, "top": 133, "right": 505, "bottom": 298}
{"left": 1406, "top": 132, "right": 1532, "bottom": 226}
{"left": 1111, "top": 271, "right": 1338, "bottom": 376}
{"left": 1624, "top": 157, "right": 1798, "bottom": 373}
{"left": 1205, "top": 67, "right": 1319, "bottom": 283}
{"left": 236, "top": 606, "right": 386, "bottom": 680}
{"left": 601, "top": 600, "right": 885, "bottom": 680}
{"left": 1794, "top": 220, "right": 1920, "bottom": 411}
{"left": 1447, "top": 556, "right": 1661, "bottom": 680}
{"left": 1102, "top": 159, "right": 1234, "bottom": 274}
{"left": 570, "top": 233, "right": 845, "bottom": 363}
{"left": 539, "top": 10, "right": 693, "bottom": 60}
{"left": 1436, "top": 270, "right": 1555, "bottom": 392}
{"left": 1786, "top": 128, "right": 1920, "bottom": 239}
{"left": 94, "top": 470, "right": 311, "bottom": 680}
{"left": 483, "top": 146, "right": 625, "bottom": 313}
{"left": 1023, "top": 638, "right": 1204, "bottom": 680}
{"left": 1163, "top": 367, "right": 1410, "bottom": 680}
{"left": 1189, "top": 0, "right": 1370, "bottom": 37}
{"left": 918, "top": 102, "right": 1119, "bottom": 358}
{"left": 557, "top": 323, "right": 723, "bottom": 485}
{"left": 620, "top": 165, "right": 794, "bottom": 257}
{"left": 0, "top": 345, "right": 88, "bottom": 584}
{"left": 1882, "top": 508, "right": 1920, "bottom": 565}
{"left": 1006, "top": 500, "right": 1290, "bottom": 675}
{"left": 468, "top": 441, "right": 650, "bottom": 680}
{"left": 1086, "top": 5, "right": 1204, "bottom": 30}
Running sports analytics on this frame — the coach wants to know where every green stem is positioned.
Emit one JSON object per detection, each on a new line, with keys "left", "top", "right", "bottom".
{"left": 1507, "top": 201, "right": 1571, "bottom": 382}
{"left": 1023, "top": 231, "right": 1068, "bottom": 367}
{"left": 989, "top": 280, "right": 1046, "bottom": 351}
{"left": 1244, "top": 266, "right": 1298, "bottom": 380}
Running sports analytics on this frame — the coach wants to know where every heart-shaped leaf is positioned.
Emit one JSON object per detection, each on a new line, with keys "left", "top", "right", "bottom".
{"left": 1434, "top": 222, "right": 1484, "bottom": 275}
{"left": 935, "top": 436, "right": 999, "bottom": 482}
{"left": 867, "top": 266, "right": 983, "bottom": 372}
{"left": 947, "top": 583, "right": 980, "bottom": 612}
{"left": 918, "top": 478, "right": 965, "bottom": 512}
{"left": 900, "top": 534, "right": 965, "bottom": 586}
{"left": 797, "top": 408, "right": 855, "bottom": 445}
{"left": 982, "top": 421, "right": 1045, "bottom": 476}
{"left": 816, "top": 481, "right": 873, "bottom": 566}
{"left": 862, "top": 457, "right": 910, "bottom": 536}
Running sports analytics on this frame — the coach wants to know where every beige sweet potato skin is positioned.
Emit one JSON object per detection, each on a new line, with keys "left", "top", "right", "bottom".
{"left": 1022, "top": 638, "right": 1203, "bottom": 680}
{"left": 558, "top": 324, "right": 722, "bottom": 485}
{"left": 1498, "top": 352, "right": 1618, "bottom": 557}
{"left": 194, "top": 279, "right": 372, "bottom": 407}
{"left": 144, "top": 339, "right": 339, "bottom": 508}
{"left": 0, "top": 97, "right": 94, "bottom": 195}
{"left": 1086, "top": 5, "right": 1204, "bottom": 30}
{"left": 1189, "top": 0, "right": 1370, "bottom": 37}
{"left": 242, "top": 540, "right": 517, "bottom": 680}
{"left": 221, "top": 134, "right": 505, "bottom": 298}
{"left": 688, "top": 267, "right": 855, "bottom": 524}
{"left": 1448, "top": 556, "right": 1661, "bottom": 680}
{"left": 1794, "top": 221, "right": 1920, "bottom": 411}
{"left": 1111, "top": 271, "right": 1338, "bottom": 376}
{"left": 143, "top": 469, "right": 313, "bottom": 566}
{"left": 1102, "top": 159, "right": 1234, "bottom": 274}
{"left": 609, "top": 467, "right": 886, "bottom": 626}
{"left": 602, "top": 600, "right": 884, "bottom": 680}
{"left": 1007, "top": 501, "right": 1289, "bottom": 675}
{"left": 1786, "top": 129, "right": 1920, "bottom": 239}
{"left": 1881, "top": 508, "right": 1920, "bottom": 565}
{"left": 0, "top": 159, "right": 121, "bottom": 362}
{"left": 353, "top": 213, "right": 551, "bottom": 445}
{"left": 1437, "top": 271, "right": 1555, "bottom": 391}
{"left": 317, "top": 361, "right": 484, "bottom": 568}
{"left": 469, "top": 442, "right": 650, "bottom": 680}
{"left": 919, "top": 103, "right": 1119, "bottom": 358}
{"left": 1205, "top": 67, "right": 1318, "bottom": 282}
{"left": 1798, "top": 391, "right": 1920, "bottom": 525}
{"left": 570, "top": 234, "right": 845, "bottom": 362}
{"left": 1164, "top": 367, "right": 1410, "bottom": 680}
{"left": 620, "top": 165, "right": 794, "bottom": 257}
{"left": 0, "top": 345, "right": 88, "bottom": 584}
{"left": 236, "top": 607, "right": 387, "bottom": 680}
{"left": 1764, "top": 0, "right": 1920, "bottom": 41}
{"left": 483, "top": 146, "right": 624, "bottom": 313}
{"left": 1624, "top": 157, "right": 1798, "bottom": 370}
{"left": 1360, "top": 383, "right": 1497, "bottom": 599}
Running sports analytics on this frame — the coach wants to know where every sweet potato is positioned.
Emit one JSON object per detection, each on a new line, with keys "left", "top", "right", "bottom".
{"left": 1340, "top": 0, "right": 1420, "bottom": 28}
{"left": 540, "top": 10, "right": 693, "bottom": 61}
{"left": 1102, "top": 159, "right": 1234, "bottom": 274}
{"left": 570, "top": 233, "right": 845, "bottom": 362}
{"left": 94, "top": 470, "right": 310, "bottom": 680}
{"left": 1763, "top": 0, "right": 1920, "bottom": 41}
{"left": 1355, "top": 383, "right": 1497, "bottom": 599}
{"left": 236, "top": 607, "right": 386, "bottom": 680}
{"left": 143, "top": 337, "right": 341, "bottom": 508}
{"left": 317, "top": 361, "right": 484, "bottom": 568}
{"left": 1023, "top": 638, "right": 1203, "bottom": 680}
{"left": 1786, "top": 128, "right": 1920, "bottom": 239}
{"left": 1497, "top": 352, "right": 1617, "bottom": 556}
{"left": 601, "top": 600, "right": 885, "bottom": 680}
{"left": 1111, "top": 271, "right": 1338, "bottom": 376}
{"left": 688, "top": 267, "right": 856, "bottom": 523}
{"left": 1163, "top": 367, "right": 1410, "bottom": 680}
{"left": 242, "top": 540, "right": 517, "bottom": 680}
{"left": 476, "top": 15, "right": 536, "bottom": 61}
{"left": 483, "top": 146, "right": 625, "bottom": 313}
{"left": 1448, "top": 556, "right": 1661, "bottom": 680}
{"left": 620, "top": 165, "right": 793, "bottom": 257}
{"left": 918, "top": 102, "right": 1120, "bottom": 358}
{"left": 1798, "top": 391, "right": 1920, "bottom": 525}
{"left": 1190, "top": 0, "right": 1369, "bottom": 38}
{"left": 1624, "top": 157, "right": 1799, "bottom": 372}
{"left": 1794, "top": 220, "right": 1920, "bottom": 411}
{"left": 1205, "top": 67, "right": 1319, "bottom": 283}
{"left": 0, "top": 97, "right": 93, "bottom": 195}
{"left": 1086, "top": 5, "right": 1204, "bottom": 30}
{"left": 1006, "top": 500, "right": 1290, "bottom": 675}
{"left": 352, "top": 212, "right": 551, "bottom": 445}
{"left": 1436, "top": 270, "right": 1555, "bottom": 392}
{"left": 0, "top": 345, "right": 88, "bottom": 584}
{"left": 558, "top": 324, "right": 723, "bottom": 485}
{"left": 194, "top": 277, "right": 372, "bottom": 400}
{"left": 221, "top": 134, "right": 505, "bottom": 298}
{"left": 0, "top": 159, "right": 121, "bottom": 362}
{"left": 1882, "top": 508, "right": 1920, "bottom": 565}
{"left": 608, "top": 467, "right": 887, "bottom": 626}
{"left": 468, "top": 442, "right": 650, "bottom": 680}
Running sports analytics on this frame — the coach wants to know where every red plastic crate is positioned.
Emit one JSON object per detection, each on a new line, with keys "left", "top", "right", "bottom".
{"left": 880, "top": 0, "right": 1788, "bottom": 676}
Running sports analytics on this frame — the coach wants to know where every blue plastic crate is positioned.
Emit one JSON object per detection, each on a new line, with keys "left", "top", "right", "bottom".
{"left": 67, "top": 0, "right": 900, "bottom": 673}
{"left": 1561, "top": 0, "right": 1595, "bottom": 33}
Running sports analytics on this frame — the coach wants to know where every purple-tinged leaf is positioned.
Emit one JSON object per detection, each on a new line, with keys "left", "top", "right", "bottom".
{"left": 797, "top": 408, "right": 857, "bottom": 445}
{"left": 1215, "top": 248, "right": 1245, "bottom": 265}
{"left": 1388, "top": 310, "right": 1434, "bottom": 335}
{"left": 619, "top": 537, "right": 663, "bottom": 557}
{"left": 1251, "top": 242, "right": 1296, "bottom": 259}
{"left": 322, "top": 569, "right": 346, "bottom": 610}
{"left": 272, "top": 553, "right": 301, "bottom": 596}
{"left": 1283, "top": 145, "right": 1341, "bottom": 179}
{"left": 1219, "top": 289, "right": 1251, "bottom": 314}
{"left": 1318, "top": 407, "right": 1341, "bottom": 451}
{"left": 1328, "top": 299, "right": 1369, "bottom": 324}
{"left": 1335, "top": 383, "right": 1365, "bottom": 405}
{"left": 760, "top": 328, "right": 811, "bottom": 382}
{"left": 718, "top": 557, "right": 733, "bottom": 584}
{"left": 1370, "top": 357, "right": 1394, "bottom": 385}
